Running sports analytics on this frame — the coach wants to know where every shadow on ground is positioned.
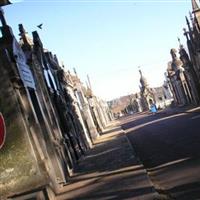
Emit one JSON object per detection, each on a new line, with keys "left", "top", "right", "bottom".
{"left": 56, "top": 125, "right": 159, "bottom": 200}
{"left": 120, "top": 112, "right": 200, "bottom": 199}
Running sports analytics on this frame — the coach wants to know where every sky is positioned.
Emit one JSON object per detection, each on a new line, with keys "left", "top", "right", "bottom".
{"left": 3, "top": 0, "right": 193, "bottom": 100}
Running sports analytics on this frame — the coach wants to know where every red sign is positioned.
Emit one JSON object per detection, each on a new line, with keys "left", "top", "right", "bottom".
{"left": 0, "top": 113, "right": 6, "bottom": 149}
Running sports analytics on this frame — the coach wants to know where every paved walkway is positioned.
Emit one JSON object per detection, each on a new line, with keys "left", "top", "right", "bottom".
{"left": 55, "top": 122, "right": 162, "bottom": 200}
{"left": 159, "top": 105, "right": 200, "bottom": 115}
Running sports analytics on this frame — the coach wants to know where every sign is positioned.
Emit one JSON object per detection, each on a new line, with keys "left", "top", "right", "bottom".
{"left": 13, "top": 38, "right": 36, "bottom": 89}
{"left": 0, "top": 113, "right": 6, "bottom": 149}
{"left": 17, "top": 62, "right": 36, "bottom": 89}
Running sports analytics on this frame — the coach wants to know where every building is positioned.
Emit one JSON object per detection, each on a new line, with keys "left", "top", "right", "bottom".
{"left": 0, "top": 10, "right": 65, "bottom": 199}
{"left": 167, "top": 48, "right": 191, "bottom": 106}
{"left": 0, "top": 7, "right": 111, "bottom": 199}
{"left": 71, "top": 72, "right": 111, "bottom": 138}
{"left": 166, "top": 44, "right": 200, "bottom": 106}
{"left": 139, "top": 69, "right": 155, "bottom": 111}
{"left": 152, "top": 86, "right": 173, "bottom": 109}
{"left": 181, "top": 0, "right": 200, "bottom": 104}
{"left": 70, "top": 72, "right": 100, "bottom": 141}
{"left": 167, "top": 0, "right": 200, "bottom": 106}
{"left": 62, "top": 70, "right": 93, "bottom": 148}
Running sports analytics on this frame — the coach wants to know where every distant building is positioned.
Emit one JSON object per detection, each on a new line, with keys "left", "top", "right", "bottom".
{"left": 108, "top": 81, "right": 171, "bottom": 116}
{"left": 166, "top": 47, "right": 199, "bottom": 106}
{"left": 108, "top": 95, "right": 135, "bottom": 117}
{"left": 139, "top": 69, "right": 155, "bottom": 111}
{"left": 152, "top": 86, "right": 173, "bottom": 109}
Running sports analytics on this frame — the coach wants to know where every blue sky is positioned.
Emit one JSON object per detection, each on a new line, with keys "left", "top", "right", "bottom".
{"left": 4, "top": 0, "right": 192, "bottom": 100}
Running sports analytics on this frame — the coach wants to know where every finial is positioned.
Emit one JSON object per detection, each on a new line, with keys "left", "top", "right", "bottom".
{"left": 73, "top": 67, "right": 77, "bottom": 76}
{"left": 18, "top": 24, "right": 28, "bottom": 36}
{"left": 178, "top": 37, "right": 183, "bottom": 48}
{"left": 87, "top": 74, "right": 92, "bottom": 90}
{"left": 189, "top": 11, "right": 193, "bottom": 21}
{"left": 185, "top": 16, "right": 193, "bottom": 33}
{"left": 191, "top": 0, "right": 200, "bottom": 12}
{"left": 183, "top": 27, "right": 189, "bottom": 40}
{"left": 85, "top": 80, "right": 89, "bottom": 89}
{"left": 138, "top": 66, "right": 142, "bottom": 76}
{"left": 61, "top": 61, "right": 65, "bottom": 68}
{"left": 186, "top": 16, "right": 190, "bottom": 26}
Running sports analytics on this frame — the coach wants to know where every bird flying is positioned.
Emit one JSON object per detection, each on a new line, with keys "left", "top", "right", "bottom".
{"left": 37, "top": 23, "right": 43, "bottom": 29}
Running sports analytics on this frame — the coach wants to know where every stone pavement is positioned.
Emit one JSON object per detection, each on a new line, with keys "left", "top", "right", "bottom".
{"left": 158, "top": 105, "right": 200, "bottom": 115}
{"left": 55, "top": 122, "right": 162, "bottom": 200}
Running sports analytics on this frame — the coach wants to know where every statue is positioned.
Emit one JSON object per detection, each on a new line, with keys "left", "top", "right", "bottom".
{"left": 170, "top": 48, "right": 178, "bottom": 61}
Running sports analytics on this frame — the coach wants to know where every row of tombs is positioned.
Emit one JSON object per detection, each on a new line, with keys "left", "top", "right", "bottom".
{"left": 0, "top": 7, "right": 112, "bottom": 200}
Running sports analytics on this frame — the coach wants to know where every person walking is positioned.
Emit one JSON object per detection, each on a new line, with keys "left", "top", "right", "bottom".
{"left": 149, "top": 100, "right": 157, "bottom": 115}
